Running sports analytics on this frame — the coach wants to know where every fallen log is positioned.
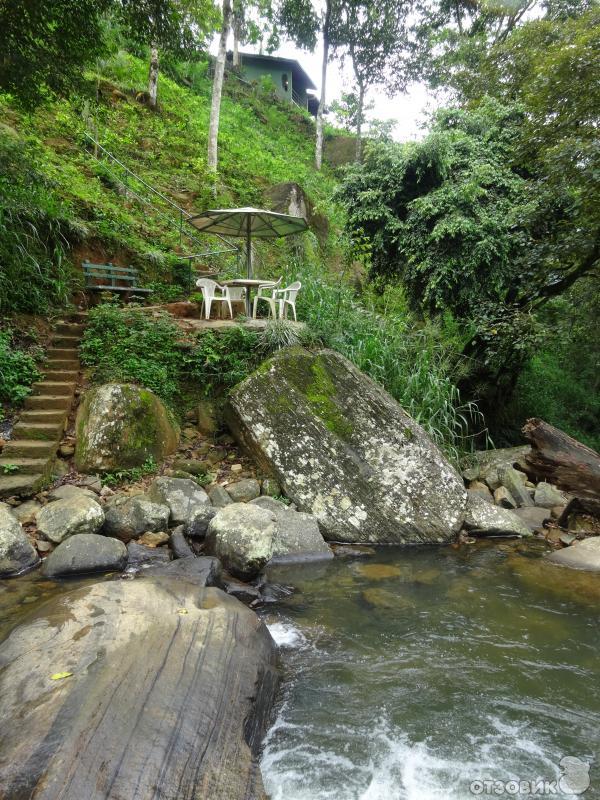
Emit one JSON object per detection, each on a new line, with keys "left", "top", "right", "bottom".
{"left": 522, "top": 418, "right": 600, "bottom": 500}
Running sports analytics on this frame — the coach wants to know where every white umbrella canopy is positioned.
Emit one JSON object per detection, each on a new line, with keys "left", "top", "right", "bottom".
{"left": 188, "top": 207, "right": 308, "bottom": 277}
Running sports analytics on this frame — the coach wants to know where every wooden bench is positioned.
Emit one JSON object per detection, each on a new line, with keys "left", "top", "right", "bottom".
{"left": 82, "top": 261, "right": 152, "bottom": 298}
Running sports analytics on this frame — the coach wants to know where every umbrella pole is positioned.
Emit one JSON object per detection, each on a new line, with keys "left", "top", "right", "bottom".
{"left": 246, "top": 217, "right": 252, "bottom": 314}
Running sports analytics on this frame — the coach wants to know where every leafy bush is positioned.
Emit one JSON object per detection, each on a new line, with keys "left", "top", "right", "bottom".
{"left": 80, "top": 305, "right": 183, "bottom": 405}
{"left": 188, "top": 327, "right": 262, "bottom": 396}
{"left": 0, "top": 328, "right": 43, "bottom": 411}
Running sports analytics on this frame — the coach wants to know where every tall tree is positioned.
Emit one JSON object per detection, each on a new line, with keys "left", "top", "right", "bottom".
{"left": 118, "top": 0, "right": 215, "bottom": 109}
{"left": 338, "top": 0, "right": 411, "bottom": 160}
{"left": 0, "top": 0, "right": 113, "bottom": 107}
{"left": 208, "top": 0, "right": 234, "bottom": 173}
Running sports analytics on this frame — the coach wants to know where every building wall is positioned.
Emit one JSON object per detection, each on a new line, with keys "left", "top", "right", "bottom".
{"left": 239, "top": 61, "right": 295, "bottom": 104}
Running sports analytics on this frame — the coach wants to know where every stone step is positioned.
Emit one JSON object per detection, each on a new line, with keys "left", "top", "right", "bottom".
{"left": 18, "top": 409, "right": 68, "bottom": 424}
{"left": 42, "top": 370, "right": 79, "bottom": 382}
{"left": 32, "top": 381, "right": 76, "bottom": 397}
{"left": 54, "top": 323, "right": 85, "bottom": 336}
{"left": 24, "top": 395, "right": 73, "bottom": 411}
{"left": 51, "top": 335, "right": 81, "bottom": 348}
{"left": 0, "top": 472, "right": 46, "bottom": 499}
{"left": 2, "top": 439, "right": 58, "bottom": 459}
{"left": 46, "top": 348, "right": 79, "bottom": 359}
{"left": 11, "top": 421, "right": 64, "bottom": 441}
{"left": 45, "top": 359, "right": 80, "bottom": 371}
{"left": 0, "top": 457, "right": 50, "bottom": 476}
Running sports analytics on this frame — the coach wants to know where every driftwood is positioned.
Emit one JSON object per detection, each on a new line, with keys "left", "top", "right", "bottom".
{"left": 522, "top": 418, "right": 600, "bottom": 500}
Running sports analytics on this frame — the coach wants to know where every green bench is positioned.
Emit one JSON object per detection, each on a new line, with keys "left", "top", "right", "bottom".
{"left": 82, "top": 261, "right": 152, "bottom": 298}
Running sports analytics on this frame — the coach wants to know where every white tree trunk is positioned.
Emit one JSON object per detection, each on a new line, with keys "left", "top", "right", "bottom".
{"left": 355, "top": 80, "right": 364, "bottom": 161}
{"left": 208, "top": 0, "right": 233, "bottom": 173}
{"left": 315, "top": 28, "right": 330, "bottom": 169}
{"left": 148, "top": 45, "right": 159, "bottom": 109}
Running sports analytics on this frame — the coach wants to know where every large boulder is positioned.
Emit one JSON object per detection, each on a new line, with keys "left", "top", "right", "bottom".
{"left": 75, "top": 383, "right": 179, "bottom": 473}
{"left": 546, "top": 537, "right": 600, "bottom": 571}
{"left": 206, "top": 503, "right": 277, "bottom": 579}
{"left": 0, "top": 580, "right": 278, "bottom": 800}
{"left": 41, "top": 533, "right": 127, "bottom": 578}
{"left": 147, "top": 477, "right": 209, "bottom": 526}
{"left": 250, "top": 497, "right": 332, "bottom": 561}
{"left": 0, "top": 506, "right": 39, "bottom": 577}
{"left": 103, "top": 494, "right": 170, "bottom": 543}
{"left": 36, "top": 496, "right": 105, "bottom": 544}
{"left": 463, "top": 493, "right": 532, "bottom": 538}
{"left": 227, "top": 348, "right": 467, "bottom": 543}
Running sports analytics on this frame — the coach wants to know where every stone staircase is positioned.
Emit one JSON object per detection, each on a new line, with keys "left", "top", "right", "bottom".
{"left": 0, "top": 316, "right": 86, "bottom": 499}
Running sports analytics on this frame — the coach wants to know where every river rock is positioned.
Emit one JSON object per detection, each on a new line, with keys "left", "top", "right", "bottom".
{"left": 512, "top": 506, "right": 552, "bottom": 532}
{"left": 226, "top": 478, "right": 261, "bottom": 503}
{"left": 103, "top": 494, "right": 170, "bottom": 542}
{"left": 534, "top": 481, "right": 568, "bottom": 509}
{"left": 147, "top": 476, "right": 210, "bottom": 525}
{"left": 41, "top": 533, "right": 127, "bottom": 577}
{"left": 468, "top": 481, "right": 494, "bottom": 503}
{"left": 74, "top": 383, "right": 179, "bottom": 472}
{"left": 250, "top": 496, "right": 290, "bottom": 514}
{"left": 261, "top": 478, "right": 282, "bottom": 497}
{"left": 208, "top": 484, "right": 233, "bottom": 508}
{"left": 0, "top": 580, "right": 278, "bottom": 799}
{"left": 227, "top": 348, "right": 467, "bottom": 543}
{"left": 142, "top": 555, "right": 223, "bottom": 586}
{"left": 498, "top": 466, "right": 533, "bottom": 507}
{"left": 11, "top": 499, "right": 42, "bottom": 524}
{"left": 169, "top": 525, "right": 194, "bottom": 558}
{"left": 494, "top": 486, "right": 517, "bottom": 509}
{"left": 185, "top": 505, "right": 218, "bottom": 539}
{"left": 0, "top": 506, "right": 39, "bottom": 577}
{"left": 206, "top": 503, "right": 277, "bottom": 579}
{"left": 126, "top": 541, "right": 171, "bottom": 569}
{"left": 272, "top": 510, "right": 333, "bottom": 562}
{"left": 47, "top": 484, "right": 97, "bottom": 502}
{"left": 463, "top": 493, "right": 532, "bottom": 537}
{"left": 546, "top": 537, "right": 600, "bottom": 571}
{"left": 36, "top": 496, "right": 104, "bottom": 544}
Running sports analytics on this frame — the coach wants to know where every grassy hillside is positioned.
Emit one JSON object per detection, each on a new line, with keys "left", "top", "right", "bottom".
{"left": 0, "top": 51, "right": 339, "bottom": 312}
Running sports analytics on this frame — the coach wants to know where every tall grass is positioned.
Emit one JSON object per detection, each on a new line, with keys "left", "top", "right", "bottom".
{"left": 281, "top": 256, "right": 488, "bottom": 462}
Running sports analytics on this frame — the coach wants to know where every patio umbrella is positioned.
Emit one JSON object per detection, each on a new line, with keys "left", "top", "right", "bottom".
{"left": 187, "top": 207, "right": 308, "bottom": 278}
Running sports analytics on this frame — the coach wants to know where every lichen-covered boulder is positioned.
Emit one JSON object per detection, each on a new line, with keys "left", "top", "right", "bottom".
{"left": 36, "top": 496, "right": 105, "bottom": 544}
{"left": 206, "top": 503, "right": 277, "bottom": 579}
{"left": 227, "top": 348, "right": 467, "bottom": 544}
{"left": 75, "top": 384, "right": 179, "bottom": 473}
{"left": 0, "top": 580, "right": 278, "bottom": 800}
{"left": 463, "top": 493, "right": 532, "bottom": 538}
{"left": 0, "top": 506, "right": 39, "bottom": 577}
{"left": 147, "top": 477, "right": 209, "bottom": 526}
{"left": 103, "top": 494, "right": 170, "bottom": 543}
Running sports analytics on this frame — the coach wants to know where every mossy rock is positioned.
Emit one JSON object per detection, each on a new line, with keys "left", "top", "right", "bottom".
{"left": 75, "top": 384, "right": 179, "bottom": 473}
{"left": 227, "top": 348, "right": 467, "bottom": 544}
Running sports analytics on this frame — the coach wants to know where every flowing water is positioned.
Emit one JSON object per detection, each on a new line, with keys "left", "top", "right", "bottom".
{"left": 260, "top": 541, "right": 600, "bottom": 800}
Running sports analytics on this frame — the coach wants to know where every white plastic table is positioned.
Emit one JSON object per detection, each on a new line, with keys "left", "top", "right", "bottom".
{"left": 222, "top": 278, "right": 276, "bottom": 316}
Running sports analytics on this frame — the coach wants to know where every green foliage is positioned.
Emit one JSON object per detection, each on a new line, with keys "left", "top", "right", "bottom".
{"left": 80, "top": 305, "right": 183, "bottom": 405}
{"left": 0, "top": 0, "right": 113, "bottom": 107}
{"left": 0, "top": 328, "right": 43, "bottom": 409}
{"left": 188, "top": 327, "right": 262, "bottom": 395}
{"left": 1, "top": 464, "right": 20, "bottom": 475}
{"left": 101, "top": 456, "right": 157, "bottom": 487}
{"left": 0, "top": 132, "right": 82, "bottom": 314}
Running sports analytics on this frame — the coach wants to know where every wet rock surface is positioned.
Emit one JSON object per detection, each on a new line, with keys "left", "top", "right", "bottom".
{"left": 41, "top": 534, "right": 127, "bottom": 577}
{"left": 0, "top": 580, "right": 278, "bottom": 800}
{"left": 0, "top": 506, "right": 39, "bottom": 577}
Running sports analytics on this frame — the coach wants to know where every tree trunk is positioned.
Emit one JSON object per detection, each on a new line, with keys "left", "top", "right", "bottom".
{"left": 315, "top": 0, "right": 331, "bottom": 171}
{"left": 208, "top": 0, "right": 233, "bottom": 174}
{"left": 232, "top": 0, "right": 242, "bottom": 67}
{"left": 355, "top": 79, "right": 365, "bottom": 161}
{"left": 148, "top": 44, "right": 159, "bottom": 110}
{"left": 522, "top": 418, "right": 600, "bottom": 499}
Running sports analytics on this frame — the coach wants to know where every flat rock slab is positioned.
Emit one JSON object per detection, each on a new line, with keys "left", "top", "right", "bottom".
{"left": 227, "top": 348, "right": 467, "bottom": 543}
{"left": 0, "top": 580, "right": 278, "bottom": 800}
{"left": 142, "top": 555, "right": 223, "bottom": 587}
{"left": 546, "top": 536, "right": 600, "bottom": 571}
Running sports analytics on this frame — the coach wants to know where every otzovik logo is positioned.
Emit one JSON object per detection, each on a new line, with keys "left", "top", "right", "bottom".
{"left": 558, "top": 757, "right": 591, "bottom": 795}
{"left": 469, "top": 756, "right": 591, "bottom": 795}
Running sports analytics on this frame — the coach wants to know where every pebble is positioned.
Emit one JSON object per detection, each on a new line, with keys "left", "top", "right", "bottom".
{"left": 138, "top": 531, "right": 170, "bottom": 547}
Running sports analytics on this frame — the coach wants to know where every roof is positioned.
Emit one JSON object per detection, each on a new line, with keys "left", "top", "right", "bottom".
{"left": 235, "top": 52, "right": 317, "bottom": 92}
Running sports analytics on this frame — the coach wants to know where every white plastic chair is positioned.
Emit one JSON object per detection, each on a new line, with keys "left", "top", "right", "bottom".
{"left": 275, "top": 281, "right": 301, "bottom": 321}
{"left": 223, "top": 284, "right": 247, "bottom": 314}
{"left": 252, "top": 277, "right": 282, "bottom": 319}
{"left": 196, "top": 278, "right": 232, "bottom": 319}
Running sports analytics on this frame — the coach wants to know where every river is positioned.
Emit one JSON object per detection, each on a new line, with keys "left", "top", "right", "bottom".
{"left": 260, "top": 541, "right": 600, "bottom": 800}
